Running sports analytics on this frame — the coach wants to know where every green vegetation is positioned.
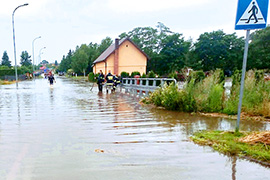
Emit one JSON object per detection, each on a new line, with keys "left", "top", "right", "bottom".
{"left": 142, "top": 69, "right": 270, "bottom": 118}
{"left": 1, "top": 51, "right": 11, "bottom": 67}
{"left": 191, "top": 131, "right": 270, "bottom": 164}
{"left": 88, "top": 72, "right": 95, "bottom": 82}
{"left": 131, "top": 71, "right": 141, "bottom": 77}
{"left": 224, "top": 70, "right": 270, "bottom": 117}
{"left": 120, "top": 71, "right": 129, "bottom": 78}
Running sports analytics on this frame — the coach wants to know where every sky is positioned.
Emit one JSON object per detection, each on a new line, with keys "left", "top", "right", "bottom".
{"left": 0, "top": 0, "right": 269, "bottom": 65}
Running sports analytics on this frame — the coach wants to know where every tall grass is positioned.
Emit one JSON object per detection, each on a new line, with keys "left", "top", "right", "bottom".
{"left": 143, "top": 69, "right": 270, "bottom": 117}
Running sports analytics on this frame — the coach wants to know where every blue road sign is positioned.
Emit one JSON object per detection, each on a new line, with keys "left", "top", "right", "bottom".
{"left": 235, "top": 0, "right": 269, "bottom": 30}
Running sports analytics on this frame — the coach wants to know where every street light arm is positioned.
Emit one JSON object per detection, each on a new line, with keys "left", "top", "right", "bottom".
{"left": 13, "top": 3, "right": 29, "bottom": 16}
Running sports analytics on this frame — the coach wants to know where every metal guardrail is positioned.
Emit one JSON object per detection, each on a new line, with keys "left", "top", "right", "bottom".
{"left": 121, "top": 78, "right": 177, "bottom": 96}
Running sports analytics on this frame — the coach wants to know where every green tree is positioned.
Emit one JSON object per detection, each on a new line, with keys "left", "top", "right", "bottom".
{"left": 71, "top": 44, "right": 89, "bottom": 76}
{"left": 248, "top": 27, "right": 270, "bottom": 69}
{"left": 20, "top": 51, "right": 32, "bottom": 66}
{"left": 194, "top": 30, "right": 244, "bottom": 71}
{"left": 1, "top": 51, "right": 11, "bottom": 67}
{"left": 156, "top": 33, "right": 191, "bottom": 75}
{"left": 97, "top": 37, "right": 113, "bottom": 54}
{"left": 58, "top": 50, "right": 73, "bottom": 72}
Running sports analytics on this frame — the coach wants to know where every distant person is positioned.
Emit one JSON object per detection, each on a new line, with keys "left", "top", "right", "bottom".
{"left": 97, "top": 70, "right": 105, "bottom": 92}
{"left": 48, "top": 72, "right": 56, "bottom": 85}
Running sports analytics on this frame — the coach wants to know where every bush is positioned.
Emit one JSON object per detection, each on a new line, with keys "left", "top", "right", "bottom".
{"left": 232, "top": 70, "right": 242, "bottom": 86}
{"left": 131, "top": 71, "right": 140, "bottom": 78}
{"left": 160, "top": 83, "right": 180, "bottom": 110}
{"left": 88, "top": 72, "right": 95, "bottom": 82}
{"left": 0, "top": 68, "right": 22, "bottom": 76}
{"left": 18, "top": 66, "right": 32, "bottom": 74}
{"left": 255, "top": 70, "right": 264, "bottom": 83}
{"left": 147, "top": 70, "right": 156, "bottom": 78}
{"left": 188, "top": 70, "right": 205, "bottom": 83}
{"left": 121, "top": 71, "right": 129, "bottom": 78}
{"left": 143, "top": 69, "right": 270, "bottom": 117}
{"left": 141, "top": 73, "right": 147, "bottom": 85}
{"left": 147, "top": 70, "right": 156, "bottom": 86}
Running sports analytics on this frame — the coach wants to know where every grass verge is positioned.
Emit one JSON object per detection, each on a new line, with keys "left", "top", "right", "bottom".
{"left": 0, "top": 80, "right": 15, "bottom": 85}
{"left": 191, "top": 131, "right": 270, "bottom": 166}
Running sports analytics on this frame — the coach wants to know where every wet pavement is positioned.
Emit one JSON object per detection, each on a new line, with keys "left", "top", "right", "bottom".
{"left": 0, "top": 77, "right": 270, "bottom": 180}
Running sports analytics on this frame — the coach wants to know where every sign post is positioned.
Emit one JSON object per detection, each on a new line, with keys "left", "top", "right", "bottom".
{"left": 235, "top": 0, "right": 269, "bottom": 132}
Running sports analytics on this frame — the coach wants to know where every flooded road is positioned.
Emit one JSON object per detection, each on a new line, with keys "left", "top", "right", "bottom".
{"left": 0, "top": 77, "right": 270, "bottom": 180}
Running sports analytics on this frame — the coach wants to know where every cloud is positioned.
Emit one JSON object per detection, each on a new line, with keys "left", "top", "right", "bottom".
{"left": 107, "top": 0, "right": 213, "bottom": 13}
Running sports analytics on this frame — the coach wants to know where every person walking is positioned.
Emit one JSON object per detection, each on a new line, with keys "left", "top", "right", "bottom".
{"left": 48, "top": 72, "right": 56, "bottom": 86}
{"left": 97, "top": 70, "right": 105, "bottom": 92}
{"left": 246, "top": 2, "right": 258, "bottom": 23}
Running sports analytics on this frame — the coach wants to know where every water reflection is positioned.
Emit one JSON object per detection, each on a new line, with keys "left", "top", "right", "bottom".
{"left": 149, "top": 108, "right": 269, "bottom": 134}
{"left": 16, "top": 92, "right": 21, "bottom": 123}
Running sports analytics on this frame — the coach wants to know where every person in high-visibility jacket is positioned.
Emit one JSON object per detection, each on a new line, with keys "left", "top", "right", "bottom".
{"left": 114, "top": 75, "right": 121, "bottom": 87}
{"left": 105, "top": 70, "right": 115, "bottom": 90}
{"left": 97, "top": 70, "right": 105, "bottom": 92}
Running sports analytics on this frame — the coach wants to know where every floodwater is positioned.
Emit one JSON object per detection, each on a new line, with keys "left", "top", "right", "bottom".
{"left": 0, "top": 77, "right": 269, "bottom": 180}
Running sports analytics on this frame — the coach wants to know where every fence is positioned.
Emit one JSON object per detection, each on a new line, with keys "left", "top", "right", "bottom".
{"left": 0, "top": 75, "right": 27, "bottom": 81}
{"left": 121, "top": 78, "right": 177, "bottom": 96}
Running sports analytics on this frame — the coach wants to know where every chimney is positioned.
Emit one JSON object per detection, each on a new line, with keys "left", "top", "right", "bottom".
{"left": 114, "top": 38, "right": 120, "bottom": 75}
{"left": 115, "top": 38, "right": 119, "bottom": 49}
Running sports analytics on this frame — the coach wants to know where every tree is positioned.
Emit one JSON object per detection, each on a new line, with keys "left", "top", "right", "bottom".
{"left": 55, "top": 60, "right": 58, "bottom": 66}
{"left": 194, "top": 30, "right": 244, "bottom": 72}
{"left": 156, "top": 33, "right": 191, "bottom": 74}
{"left": 248, "top": 27, "right": 270, "bottom": 69}
{"left": 97, "top": 37, "right": 113, "bottom": 54}
{"left": 20, "top": 51, "right": 32, "bottom": 66}
{"left": 40, "top": 60, "right": 49, "bottom": 65}
{"left": 71, "top": 44, "right": 89, "bottom": 76}
{"left": 58, "top": 50, "right": 73, "bottom": 72}
{"left": 1, "top": 51, "right": 11, "bottom": 67}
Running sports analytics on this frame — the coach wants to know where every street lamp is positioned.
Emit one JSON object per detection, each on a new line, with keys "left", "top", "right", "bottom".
{"left": 12, "top": 3, "right": 29, "bottom": 88}
{"left": 32, "top": 36, "right": 41, "bottom": 79}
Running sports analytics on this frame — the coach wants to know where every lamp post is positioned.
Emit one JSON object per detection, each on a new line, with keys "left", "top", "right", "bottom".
{"left": 12, "top": 3, "right": 29, "bottom": 88}
{"left": 32, "top": 36, "right": 41, "bottom": 79}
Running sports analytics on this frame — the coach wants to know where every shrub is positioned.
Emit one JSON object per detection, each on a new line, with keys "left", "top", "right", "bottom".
{"left": 88, "top": 72, "right": 95, "bottom": 82}
{"left": 18, "top": 66, "right": 32, "bottom": 74}
{"left": 141, "top": 73, "right": 147, "bottom": 85}
{"left": 121, "top": 71, "right": 129, "bottom": 78}
{"left": 147, "top": 70, "right": 156, "bottom": 86}
{"left": 147, "top": 70, "right": 156, "bottom": 78}
{"left": 131, "top": 71, "right": 140, "bottom": 78}
{"left": 188, "top": 70, "right": 205, "bottom": 83}
{"left": 255, "top": 70, "right": 264, "bottom": 83}
{"left": 160, "top": 83, "right": 180, "bottom": 110}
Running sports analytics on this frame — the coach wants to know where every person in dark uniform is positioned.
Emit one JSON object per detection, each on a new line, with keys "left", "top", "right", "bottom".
{"left": 97, "top": 70, "right": 105, "bottom": 92}
{"left": 114, "top": 75, "right": 121, "bottom": 88}
{"left": 105, "top": 70, "right": 115, "bottom": 92}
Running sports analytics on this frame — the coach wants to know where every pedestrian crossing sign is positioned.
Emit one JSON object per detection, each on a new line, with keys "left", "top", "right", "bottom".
{"left": 235, "top": 0, "right": 269, "bottom": 30}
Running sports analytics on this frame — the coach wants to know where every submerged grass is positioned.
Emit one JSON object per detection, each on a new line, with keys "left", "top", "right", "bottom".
{"left": 191, "top": 131, "right": 270, "bottom": 165}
